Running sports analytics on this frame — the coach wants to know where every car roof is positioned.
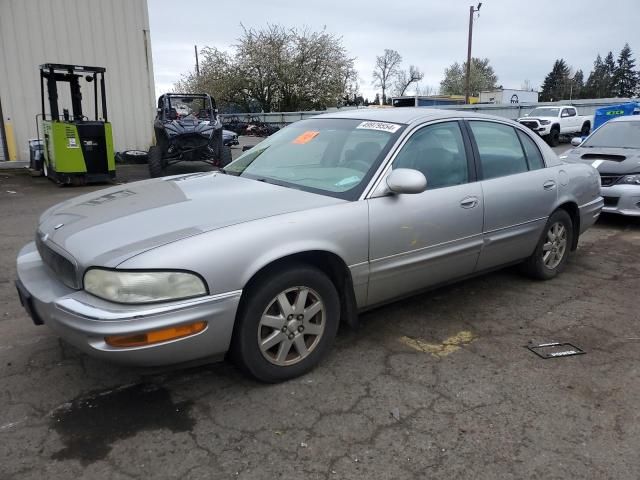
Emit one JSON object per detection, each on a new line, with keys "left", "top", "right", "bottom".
{"left": 609, "top": 114, "right": 640, "bottom": 123}
{"left": 312, "top": 107, "right": 506, "bottom": 125}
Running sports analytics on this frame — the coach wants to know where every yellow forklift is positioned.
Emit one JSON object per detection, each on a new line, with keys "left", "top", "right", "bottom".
{"left": 38, "top": 63, "right": 115, "bottom": 184}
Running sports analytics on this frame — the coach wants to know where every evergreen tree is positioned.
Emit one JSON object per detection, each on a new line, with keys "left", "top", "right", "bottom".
{"left": 603, "top": 51, "right": 617, "bottom": 97}
{"left": 572, "top": 69, "right": 584, "bottom": 99}
{"left": 373, "top": 93, "right": 381, "bottom": 105}
{"left": 585, "top": 54, "right": 607, "bottom": 98}
{"left": 540, "top": 59, "right": 570, "bottom": 101}
{"left": 612, "top": 43, "right": 639, "bottom": 98}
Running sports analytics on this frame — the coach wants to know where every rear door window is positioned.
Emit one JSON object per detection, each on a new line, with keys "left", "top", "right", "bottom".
{"left": 517, "top": 130, "right": 545, "bottom": 170}
{"left": 469, "top": 121, "right": 529, "bottom": 180}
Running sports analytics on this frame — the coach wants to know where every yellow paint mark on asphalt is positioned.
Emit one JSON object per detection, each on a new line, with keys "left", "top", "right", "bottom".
{"left": 399, "top": 331, "right": 476, "bottom": 358}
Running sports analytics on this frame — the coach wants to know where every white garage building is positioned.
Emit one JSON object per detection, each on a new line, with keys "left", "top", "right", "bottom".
{"left": 0, "top": 0, "right": 156, "bottom": 162}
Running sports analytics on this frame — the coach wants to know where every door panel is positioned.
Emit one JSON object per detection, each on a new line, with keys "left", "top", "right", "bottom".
{"left": 367, "top": 183, "right": 484, "bottom": 305}
{"left": 477, "top": 168, "right": 558, "bottom": 270}
{"left": 466, "top": 120, "right": 558, "bottom": 270}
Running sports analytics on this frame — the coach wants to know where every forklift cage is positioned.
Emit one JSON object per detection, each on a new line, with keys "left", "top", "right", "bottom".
{"left": 39, "top": 63, "right": 108, "bottom": 122}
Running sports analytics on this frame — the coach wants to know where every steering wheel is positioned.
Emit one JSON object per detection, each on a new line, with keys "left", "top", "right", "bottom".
{"left": 344, "top": 159, "right": 371, "bottom": 173}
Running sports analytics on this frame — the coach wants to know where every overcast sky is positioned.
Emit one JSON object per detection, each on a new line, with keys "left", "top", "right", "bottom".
{"left": 148, "top": 0, "right": 639, "bottom": 102}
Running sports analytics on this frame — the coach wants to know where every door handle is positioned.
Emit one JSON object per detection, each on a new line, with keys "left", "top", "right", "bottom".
{"left": 460, "top": 196, "right": 479, "bottom": 209}
{"left": 543, "top": 180, "right": 556, "bottom": 190}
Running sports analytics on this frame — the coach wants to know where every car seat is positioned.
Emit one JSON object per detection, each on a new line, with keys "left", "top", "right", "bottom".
{"left": 343, "top": 141, "right": 382, "bottom": 171}
{"left": 394, "top": 132, "right": 466, "bottom": 189}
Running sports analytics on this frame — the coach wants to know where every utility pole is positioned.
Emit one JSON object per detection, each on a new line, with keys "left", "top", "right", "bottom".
{"left": 464, "top": 3, "right": 482, "bottom": 104}
{"left": 194, "top": 45, "right": 200, "bottom": 77}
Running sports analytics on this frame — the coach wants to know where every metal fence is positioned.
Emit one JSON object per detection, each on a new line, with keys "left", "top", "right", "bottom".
{"left": 219, "top": 98, "right": 638, "bottom": 127}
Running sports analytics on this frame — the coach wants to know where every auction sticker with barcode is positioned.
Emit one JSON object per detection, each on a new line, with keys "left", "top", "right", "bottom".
{"left": 356, "top": 121, "right": 401, "bottom": 133}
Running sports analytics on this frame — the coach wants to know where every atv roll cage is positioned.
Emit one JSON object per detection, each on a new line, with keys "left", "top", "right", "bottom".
{"left": 156, "top": 93, "right": 217, "bottom": 122}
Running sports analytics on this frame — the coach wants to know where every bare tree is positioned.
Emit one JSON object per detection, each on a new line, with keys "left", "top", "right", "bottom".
{"left": 415, "top": 83, "right": 437, "bottom": 96}
{"left": 372, "top": 49, "right": 402, "bottom": 104}
{"left": 393, "top": 65, "right": 424, "bottom": 96}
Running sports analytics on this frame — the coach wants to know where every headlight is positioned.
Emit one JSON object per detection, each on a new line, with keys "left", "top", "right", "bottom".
{"left": 622, "top": 174, "right": 640, "bottom": 185}
{"left": 539, "top": 120, "right": 551, "bottom": 125}
{"left": 84, "top": 269, "right": 208, "bottom": 304}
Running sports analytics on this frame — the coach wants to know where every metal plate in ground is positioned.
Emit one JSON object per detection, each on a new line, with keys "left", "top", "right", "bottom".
{"left": 526, "top": 342, "right": 585, "bottom": 359}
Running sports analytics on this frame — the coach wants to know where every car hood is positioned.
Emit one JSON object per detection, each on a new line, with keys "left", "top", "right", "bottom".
{"left": 38, "top": 172, "right": 345, "bottom": 268}
{"left": 563, "top": 146, "right": 640, "bottom": 175}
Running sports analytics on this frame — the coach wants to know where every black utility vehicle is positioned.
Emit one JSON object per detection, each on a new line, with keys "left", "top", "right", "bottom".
{"left": 149, "top": 93, "right": 232, "bottom": 177}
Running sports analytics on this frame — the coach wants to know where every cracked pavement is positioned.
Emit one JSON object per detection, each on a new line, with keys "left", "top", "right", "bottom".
{"left": 1, "top": 150, "right": 639, "bottom": 479}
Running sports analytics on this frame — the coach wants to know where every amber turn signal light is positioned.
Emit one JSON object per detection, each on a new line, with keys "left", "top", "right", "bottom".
{"left": 105, "top": 321, "right": 207, "bottom": 348}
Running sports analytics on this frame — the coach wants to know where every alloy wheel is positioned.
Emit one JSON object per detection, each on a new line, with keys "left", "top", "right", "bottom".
{"left": 257, "top": 286, "right": 325, "bottom": 366}
{"left": 542, "top": 222, "right": 567, "bottom": 269}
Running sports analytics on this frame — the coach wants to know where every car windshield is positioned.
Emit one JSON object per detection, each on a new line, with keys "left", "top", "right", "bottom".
{"left": 167, "top": 96, "right": 210, "bottom": 119}
{"left": 528, "top": 108, "right": 560, "bottom": 117}
{"left": 582, "top": 120, "right": 640, "bottom": 149}
{"left": 224, "top": 118, "right": 405, "bottom": 200}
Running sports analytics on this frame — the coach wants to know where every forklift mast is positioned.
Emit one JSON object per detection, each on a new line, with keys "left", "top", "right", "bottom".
{"left": 39, "top": 64, "right": 108, "bottom": 122}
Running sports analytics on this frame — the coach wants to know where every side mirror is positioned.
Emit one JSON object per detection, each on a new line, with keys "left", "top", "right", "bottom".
{"left": 571, "top": 137, "right": 583, "bottom": 147}
{"left": 386, "top": 168, "right": 427, "bottom": 194}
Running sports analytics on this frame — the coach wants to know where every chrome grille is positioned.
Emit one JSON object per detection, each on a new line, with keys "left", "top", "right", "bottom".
{"left": 35, "top": 234, "right": 80, "bottom": 289}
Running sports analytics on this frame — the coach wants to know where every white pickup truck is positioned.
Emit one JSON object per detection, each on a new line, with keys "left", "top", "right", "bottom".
{"left": 517, "top": 106, "right": 593, "bottom": 146}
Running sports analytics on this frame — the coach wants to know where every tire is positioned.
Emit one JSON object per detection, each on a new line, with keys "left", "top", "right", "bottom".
{"left": 212, "top": 128, "right": 223, "bottom": 159}
{"left": 219, "top": 146, "right": 232, "bottom": 168}
{"left": 521, "top": 209, "right": 573, "bottom": 280}
{"left": 148, "top": 145, "right": 165, "bottom": 178}
{"left": 231, "top": 264, "right": 340, "bottom": 383}
{"left": 547, "top": 127, "right": 560, "bottom": 147}
{"left": 122, "top": 150, "right": 149, "bottom": 164}
{"left": 580, "top": 122, "right": 590, "bottom": 137}
{"left": 42, "top": 161, "right": 58, "bottom": 184}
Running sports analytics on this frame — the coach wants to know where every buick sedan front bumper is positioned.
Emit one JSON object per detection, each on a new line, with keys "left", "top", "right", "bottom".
{"left": 16, "top": 242, "right": 241, "bottom": 366}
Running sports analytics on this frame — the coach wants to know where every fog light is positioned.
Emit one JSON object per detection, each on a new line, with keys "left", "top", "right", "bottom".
{"left": 105, "top": 321, "right": 207, "bottom": 348}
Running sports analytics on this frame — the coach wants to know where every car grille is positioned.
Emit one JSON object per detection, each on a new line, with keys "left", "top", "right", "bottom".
{"left": 520, "top": 121, "right": 538, "bottom": 129}
{"left": 603, "top": 196, "right": 619, "bottom": 207}
{"left": 35, "top": 234, "right": 80, "bottom": 289}
{"left": 600, "top": 175, "right": 623, "bottom": 187}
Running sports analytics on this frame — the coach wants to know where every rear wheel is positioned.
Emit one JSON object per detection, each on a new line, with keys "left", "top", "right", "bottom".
{"left": 547, "top": 127, "right": 560, "bottom": 147}
{"left": 148, "top": 145, "right": 165, "bottom": 178}
{"left": 231, "top": 265, "right": 340, "bottom": 382}
{"left": 521, "top": 210, "right": 573, "bottom": 280}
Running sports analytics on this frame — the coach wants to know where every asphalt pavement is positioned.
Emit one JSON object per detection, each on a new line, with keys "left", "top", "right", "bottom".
{"left": 0, "top": 139, "right": 638, "bottom": 479}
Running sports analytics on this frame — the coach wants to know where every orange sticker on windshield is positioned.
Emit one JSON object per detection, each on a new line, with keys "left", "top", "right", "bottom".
{"left": 292, "top": 131, "right": 320, "bottom": 144}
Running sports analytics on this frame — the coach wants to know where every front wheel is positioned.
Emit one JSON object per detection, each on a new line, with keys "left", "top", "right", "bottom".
{"left": 231, "top": 265, "right": 340, "bottom": 382}
{"left": 547, "top": 128, "right": 560, "bottom": 147}
{"left": 148, "top": 145, "right": 165, "bottom": 178}
{"left": 581, "top": 123, "right": 590, "bottom": 137}
{"left": 521, "top": 210, "right": 573, "bottom": 280}
{"left": 219, "top": 146, "right": 232, "bottom": 168}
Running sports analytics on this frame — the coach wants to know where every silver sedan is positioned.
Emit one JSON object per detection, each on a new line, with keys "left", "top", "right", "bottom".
{"left": 16, "top": 108, "right": 603, "bottom": 382}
